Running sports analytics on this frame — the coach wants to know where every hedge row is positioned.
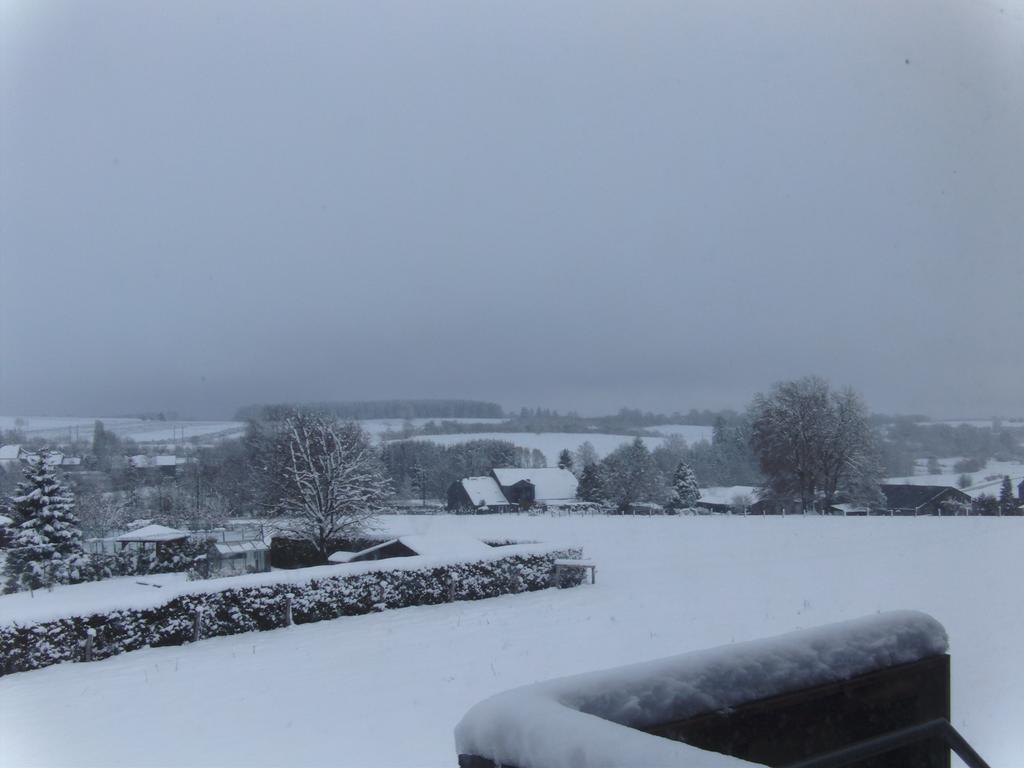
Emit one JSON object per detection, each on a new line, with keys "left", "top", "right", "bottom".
{"left": 0, "top": 546, "right": 583, "bottom": 677}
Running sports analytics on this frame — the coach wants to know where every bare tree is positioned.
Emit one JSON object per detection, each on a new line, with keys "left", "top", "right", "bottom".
{"left": 273, "top": 414, "right": 392, "bottom": 560}
{"left": 750, "top": 377, "right": 882, "bottom": 512}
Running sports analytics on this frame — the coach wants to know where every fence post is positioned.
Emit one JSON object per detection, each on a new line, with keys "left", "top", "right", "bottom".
{"left": 84, "top": 627, "right": 96, "bottom": 662}
{"left": 448, "top": 577, "right": 456, "bottom": 603}
{"left": 192, "top": 608, "right": 203, "bottom": 642}
{"left": 285, "top": 594, "right": 293, "bottom": 627}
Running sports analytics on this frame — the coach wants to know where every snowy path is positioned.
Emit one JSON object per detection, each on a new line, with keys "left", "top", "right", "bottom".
{"left": 1, "top": 516, "right": 1021, "bottom": 767}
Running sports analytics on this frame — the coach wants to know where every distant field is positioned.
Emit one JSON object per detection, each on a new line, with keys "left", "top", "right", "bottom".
{"left": 643, "top": 424, "right": 715, "bottom": 443}
{"left": 0, "top": 416, "right": 246, "bottom": 445}
{"left": 404, "top": 431, "right": 667, "bottom": 459}
{"left": 358, "top": 418, "right": 508, "bottom": 437}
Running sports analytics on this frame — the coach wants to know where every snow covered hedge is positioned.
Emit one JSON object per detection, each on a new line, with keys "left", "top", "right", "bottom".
{"left": 455, "top": 611, "right": 949, "bottom": 768}
{"left": 0, "top": 545, "right": 583, "bottom": 677}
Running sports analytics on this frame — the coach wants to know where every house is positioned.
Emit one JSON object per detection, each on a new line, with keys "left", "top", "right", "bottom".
{"left": 447, "top": 476, "right": 517, "bottom": 513}
{"left": 878, "top": 485, "right": 972, "bottom": 516}
{"left": 203, "top": 540, "right": 270, "bottom": 578}
{"left": 490, "top": 467, "right": 579, "bottom": 509}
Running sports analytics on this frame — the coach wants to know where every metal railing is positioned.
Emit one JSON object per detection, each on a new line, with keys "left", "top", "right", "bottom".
{"left": 785, "top": 718, "right": 992, "bottom": 768}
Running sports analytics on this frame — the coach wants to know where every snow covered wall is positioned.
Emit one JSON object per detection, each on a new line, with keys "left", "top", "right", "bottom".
{"left": 0, "top": 543, "right": 584, "bottom": 676}
{"left": 454, "top": 611, "right": 948, "bottom": 768}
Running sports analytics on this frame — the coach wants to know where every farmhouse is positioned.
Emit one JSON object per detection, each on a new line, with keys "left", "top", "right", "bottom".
{"left": 491, "top": 467, "right": 579, "bottom": 508}
{"left": 447, "top": 476, "right": 517, "bottom": 513}
{"left": 878, "top": 484, "right": 971, "bottom": 516}
{"left": 447, "top": 467, "right": 580, "bottom": 512}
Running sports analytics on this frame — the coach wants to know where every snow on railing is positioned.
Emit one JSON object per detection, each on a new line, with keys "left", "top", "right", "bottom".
{"left": 454, "top": 611, "right": 948, "bottom": 768}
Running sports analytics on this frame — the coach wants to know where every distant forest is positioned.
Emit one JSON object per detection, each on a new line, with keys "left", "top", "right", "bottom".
{"left": 234, "top": 399, "right": 505, "bottom": 422}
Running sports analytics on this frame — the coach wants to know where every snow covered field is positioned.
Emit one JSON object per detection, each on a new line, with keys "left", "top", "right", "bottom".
{"left": 1, "top": 515, "right": 1020, "bottom": 767}
{"left": 0, "top": 416, "right": 246, "bottom": 444}
{"left": 405, "top": 432, "right": 668, "bottom": 459}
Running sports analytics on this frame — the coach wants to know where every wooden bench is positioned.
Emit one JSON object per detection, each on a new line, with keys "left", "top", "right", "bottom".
{"left": 552, "top": 558, "right": 596, "bottom": 586}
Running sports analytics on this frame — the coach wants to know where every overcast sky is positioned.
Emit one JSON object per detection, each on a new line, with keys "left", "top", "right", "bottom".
{"left": 1, "top": 0, "right": 1022, "bottom": 420}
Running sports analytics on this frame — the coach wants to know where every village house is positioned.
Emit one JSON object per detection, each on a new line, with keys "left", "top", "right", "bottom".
{"left": 446, "top": 467, "right": 579, "bottom": 512}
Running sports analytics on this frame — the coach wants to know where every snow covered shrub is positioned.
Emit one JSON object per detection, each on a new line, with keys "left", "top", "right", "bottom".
{"left": 0, "top": 545, "right": 583, "bottom": 676}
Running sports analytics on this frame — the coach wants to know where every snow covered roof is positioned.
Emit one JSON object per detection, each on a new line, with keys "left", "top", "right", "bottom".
{"left": 880, "top": 484, "right": 968, "bottom": 509}
{"left": 0, "top": 444, "right": 21, "bottom": 460}
{"left": 116, "top": 524, "right": 189, "bottom": 543}
{"left": 397, "top": 534, "right": 492, "bottom": 559}
{"left": 0, "top": 514, "right": 13, "bottom": 527}
{"left": 154, "top": 455, "right": 179, "bottom": 466}
{"left": 212, "top": 541, "right": 268, "bottom": 555}
{"left": 328, "top": 550, "right": 358, "bottom": 564}
{"left": 61, "top": 457, "right": 82, "bottom": 466}
{"left": 491, "top": 467, "right": 578, "bottom": 501}
{"left": 460, "top": 477, "right": 510, "bottom": 507}
{"left": 455, "top": 611, "right": 948, "bottom": 768}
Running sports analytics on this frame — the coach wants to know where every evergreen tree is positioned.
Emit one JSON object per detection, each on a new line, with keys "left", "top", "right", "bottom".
{"left": 999, "top": 476, "right": 1015, "bottom": 515}
{"left": 667, "top": 461, "right": 701, "bottom": 512}
{"left": 557, "top": 449, "right": 573, "bottom": 472}
{"left": 599, "top": 437, "right": 665, "bottom": 510}
{"left": 4, "top": 455, "right": 90, "bottom": 593}
{"left": 576, "top": 463, "right": 604, "bottom": 503}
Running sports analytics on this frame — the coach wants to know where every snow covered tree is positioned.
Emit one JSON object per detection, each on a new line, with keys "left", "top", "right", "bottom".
{"left": 599, "top": 437, "right": 665, "bottom": 511}
{"left": 4, "top": 455, "right": 90, "bottom": 593}
{"left": 999, "top": 476, "right": 1015, "bottom": 515}
{"left": 557, "top": 449, "right": 573, "bottom": 472}
{"left": 572, "top": 441, "right": 599, "bottom": 478}
{"left": 666, "top": 461, "right": 701, "bottom": 512}
{"left": 576, "top": 463, "right": 604, "bottom": 503}
{"left": 273, "top": 414, "right": 393, "bottom": 561}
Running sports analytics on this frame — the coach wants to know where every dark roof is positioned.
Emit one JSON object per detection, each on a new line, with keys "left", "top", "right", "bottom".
{"left": 880, "top": 484, "right": 968, "bottom": 509}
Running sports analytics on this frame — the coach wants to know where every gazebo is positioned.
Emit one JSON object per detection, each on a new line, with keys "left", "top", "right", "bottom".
{"left": 115, "top": 524, "right": 189, "bottom": 555}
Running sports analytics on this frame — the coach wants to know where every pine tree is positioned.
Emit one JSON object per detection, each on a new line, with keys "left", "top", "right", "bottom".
{"left": 667, "top": 461, "right": 701, "bottom": 512}
{"left": 576, "top": 463, "right": 604, "bottom": 503}
{"left": 557, "top": 449, "right": 573, "bottom": 472}
{"left": 999, "top": 476, "right": 1015, "bottom": 515}
{"left": 4, "top": 455, "right": 90, "bottom": 593}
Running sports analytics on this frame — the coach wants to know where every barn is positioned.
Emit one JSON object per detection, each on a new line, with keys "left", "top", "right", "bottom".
{"left": 879, "top": 484, "right": 972, "bottom": 516}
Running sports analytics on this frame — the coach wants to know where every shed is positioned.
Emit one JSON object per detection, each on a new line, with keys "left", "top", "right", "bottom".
{"left": 331, "top": 534, "right": 493, "bottom": 564}
{"left": 205, "top": 540, "right": 270, "bottom": 577}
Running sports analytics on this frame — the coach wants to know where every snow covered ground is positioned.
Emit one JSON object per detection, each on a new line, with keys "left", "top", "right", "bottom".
{"left": 405, "top": 432, "right": 667, "bottom": 459}
{"left": 1, "top": 515, "right": 1020, "bottom": 767}
{"left": 0, "top": 416, "right": 246, "bottom": 444}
